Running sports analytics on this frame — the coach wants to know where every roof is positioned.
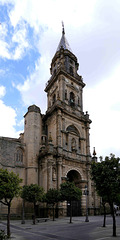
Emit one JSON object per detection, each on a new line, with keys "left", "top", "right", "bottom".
{"left": 56, "top": 24, "right": 72, "bottom": 52}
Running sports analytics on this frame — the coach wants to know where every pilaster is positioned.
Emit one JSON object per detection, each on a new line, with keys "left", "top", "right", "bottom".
{"left": 57, "top": 158, "right": 62, "bottom": 188}
{"left": 48, "top": 159, "right": 53, "bottom": 189}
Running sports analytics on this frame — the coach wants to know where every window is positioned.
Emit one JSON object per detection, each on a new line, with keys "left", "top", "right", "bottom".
{"left": 66, "top": 125, "right": 79, "bottom": 136}
{"left": 53, "top": 94, "right": 56, "bottom": 104}
{"left": 65, "top": 90, "right": 67, "bottom": 100}
{"left": 54, "top": 69, "right": 56, "bottom": 75}
{"left": 69, "top": 66, "right": 74, "bottom": 76}
{"left": 70, "top": 92, "right": 75, "bottom": 107}
{"left": 79, "top": 138, "right": 81, "bottom": 150}
{"left": 66, "top": 134, "right": 68, "bottom": 146}
{"left": 15, "top": 149, "right": 23, "bottom": 164}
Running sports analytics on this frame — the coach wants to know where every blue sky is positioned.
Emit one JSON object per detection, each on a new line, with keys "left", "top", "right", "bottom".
{"left": 0, "top": 0, "right": 120, "bottom": 158}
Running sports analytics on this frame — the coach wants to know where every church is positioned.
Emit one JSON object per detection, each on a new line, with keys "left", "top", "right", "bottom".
{"left": 0, "top": 26, "right": 100, "bottom": 217}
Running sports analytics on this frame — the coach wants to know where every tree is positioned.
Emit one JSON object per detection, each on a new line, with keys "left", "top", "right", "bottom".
{"left": 91, "top": 154, "right": 120, "bottom": 237}
{"left": 0, "top": 169, "right": 22, "bottom": 238}
{"left": 60, "top": 181, "right": 82, "bottom": 223}
{"left": 21, "top": 184, "right": 44, "bottom": 224}
{"left": 45, "top": 188, "right": 60, "bottom": 221}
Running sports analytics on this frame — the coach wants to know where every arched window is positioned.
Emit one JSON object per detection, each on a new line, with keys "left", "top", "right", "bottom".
{"left": 70, "top": 92, "right": 75, "bottom": 107}
{"left": 66, "top": 125, "right": 79, "bottom": 136}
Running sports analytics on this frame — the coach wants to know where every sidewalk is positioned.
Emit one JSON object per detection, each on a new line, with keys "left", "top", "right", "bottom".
{"left": 0, "top": 216, "right": 120, "bottom": 240}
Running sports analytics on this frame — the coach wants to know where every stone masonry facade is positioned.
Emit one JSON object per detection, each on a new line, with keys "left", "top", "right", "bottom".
{"left": 0, "top": 27, "right": 100, "bottom": 217}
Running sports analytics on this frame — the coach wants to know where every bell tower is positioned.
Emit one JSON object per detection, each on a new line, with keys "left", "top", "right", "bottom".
{"left": 39, "top": 25, "right": 94, "bottom": 216}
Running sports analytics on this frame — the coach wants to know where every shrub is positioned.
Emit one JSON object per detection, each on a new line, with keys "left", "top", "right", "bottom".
{"left": 0, "top": 230, "right": 8, "bottom": 240}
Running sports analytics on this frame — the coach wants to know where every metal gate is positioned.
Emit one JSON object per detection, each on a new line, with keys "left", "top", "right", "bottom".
{"left": 67, "top": 200, "right": 82, "bottom": 216}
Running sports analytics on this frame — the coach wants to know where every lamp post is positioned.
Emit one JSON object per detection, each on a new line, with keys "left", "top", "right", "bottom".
{"left": 85, "top": 185, "right": 89, "bottom": 222}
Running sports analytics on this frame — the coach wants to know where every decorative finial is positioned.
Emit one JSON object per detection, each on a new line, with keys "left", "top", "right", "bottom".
{"left": 62, "top": 21, "right": 65, "bottom": 35}
{"left": 93, "top": 147, "right": 96, "bottom": 157}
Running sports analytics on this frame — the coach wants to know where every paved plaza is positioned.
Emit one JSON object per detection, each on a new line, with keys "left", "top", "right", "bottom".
{"left": 0, "top": 216, "right": 120, "bottom": 240}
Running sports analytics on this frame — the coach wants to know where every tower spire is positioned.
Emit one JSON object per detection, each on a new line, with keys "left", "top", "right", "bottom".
{"left": 56, "top": 22, "right": 72, "bottom": 52}
{"left": 62, "top": 21, "right": 65, "bottom": 35}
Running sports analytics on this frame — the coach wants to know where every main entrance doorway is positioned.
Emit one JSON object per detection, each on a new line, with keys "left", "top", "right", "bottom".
{"left": 67, "top": 170, "right": 82, "bottom": 216}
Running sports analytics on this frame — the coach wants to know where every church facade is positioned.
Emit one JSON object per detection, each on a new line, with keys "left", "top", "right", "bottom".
{"left": 0, "top": 27, "right": 100, "bottom": 217}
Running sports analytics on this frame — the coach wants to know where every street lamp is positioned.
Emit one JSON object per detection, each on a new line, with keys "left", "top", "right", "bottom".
{"left": 84, "top": 185, "right": 89, "bottom": 222}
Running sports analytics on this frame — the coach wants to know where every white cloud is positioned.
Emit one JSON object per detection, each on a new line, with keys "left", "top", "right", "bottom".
{"left": 84, "top": 64, "right": 120, "bottom": 158}
{"left": 0, "top": 100, "right": 19, "bottom": 138}
{"left": 0, "top": 14, "right": 30, "bottom": 60}
{"left": 0, "top": 86, "right": 6, "bottom": 98}
{"left": 11, "top": 21, "right": 30, "bottom": 60}
{"left": 17, "top": 118, "right": 24, "bottom": 127}
{"left": 0, "top": 22, "right": 11, "bottom": 58}
{"left": 15, "top": 54, "right": 50, "bottom": 112}
{"left": 9, "top": 0, "right": 97, "bottom": 30}
{"left": 0, "top": 40, "right": 11, "bottom": 59}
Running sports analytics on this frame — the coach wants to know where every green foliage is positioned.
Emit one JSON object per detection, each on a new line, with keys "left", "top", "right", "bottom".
{"left": 21, "top": 184, "right": 45, "bottom": 224}
{"left": 45, "top": 188, "right": 60, "bottom": 205}
{"left": 21, "top": 184, "right": 44, "bottom": 204}
{"left": 91, "top": 154, "right": 120, "bottom": 236}
{"left": 0, "top": 168, "right": 22, "bottom": 205}
{"left": 91, "top": 154, "right": 120, "bottom": 205}
{"left": 0, "top": 168, "right": 22, "bottom": 237}
{"left": 60, "top": 181, "right": 82, "bottom": 202}
{"left": 0, "top": 230, "right": 8, "bottom": 240}
{"left": 45, "top": 188, "right": 60, "bottom": 221}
